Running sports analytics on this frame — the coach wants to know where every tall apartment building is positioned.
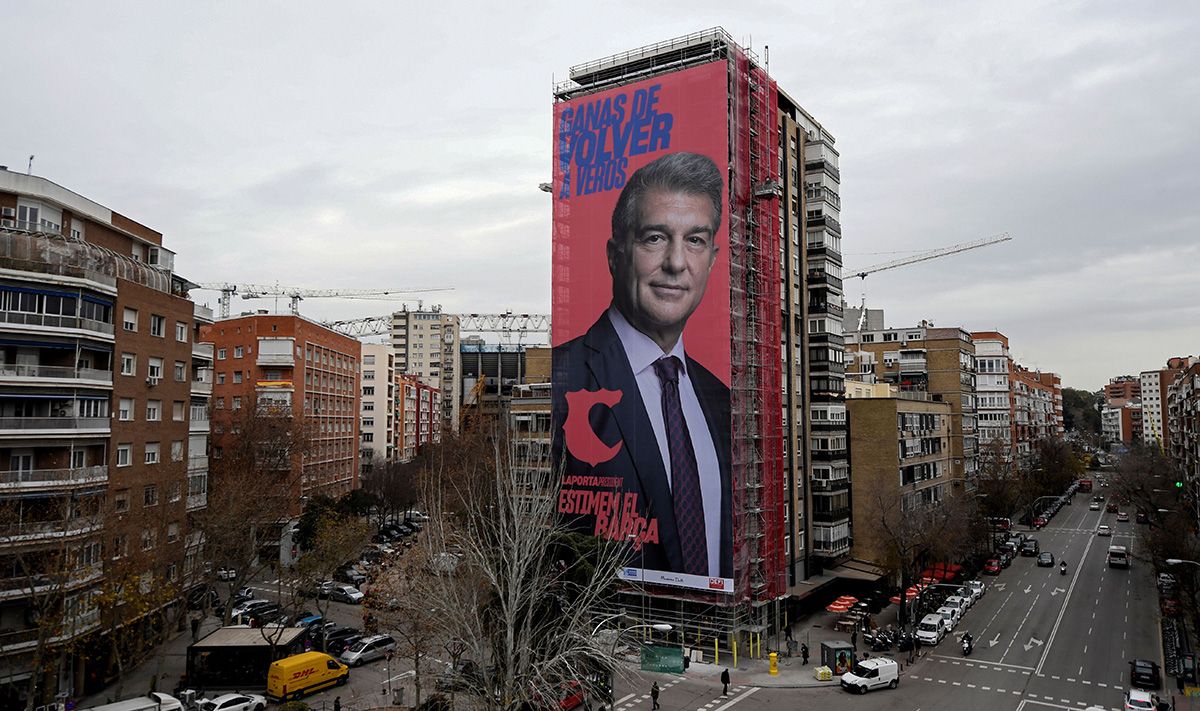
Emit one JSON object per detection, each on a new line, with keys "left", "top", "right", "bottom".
{"left": 554, "top": 28, "right": 851, "bottom": 644}
{"left": 396, "top": 374, "right": 440, "bottom": 461}
{"left": 389, "top": 307, "right": 460, "bottom": 433}
{"left": 0, "top": 170, "right": 209, "bottom": 705}
{"left": 1167, "top": 362, "right": 1200, "bottom": 525}
{"left": 1101, "top": 401, "right": 1142, "bottom": 447}
{"left": 971, "top": 332, "right": 1014, "bottom": 466}
{"left": 201, "top": 313, "right": 361, "bottom": 513}
{"left": 1142, "top": 358, "right": 1195, "bottom": 450}
{"left": 1011, "top": 365, "right": 1061, "bottom": 451}
{"left": 359, "top": 343, "right": 396, "bottom": 474}
{"left": 846, "top": 390, "right": 953, "bottom": 568}
{"left": 846, "top": 319, "right": 978, "bottom": 486}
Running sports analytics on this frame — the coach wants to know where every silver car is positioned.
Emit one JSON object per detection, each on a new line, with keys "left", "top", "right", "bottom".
{"left": 340, "top": 634, "right": 397, "bottom": 666}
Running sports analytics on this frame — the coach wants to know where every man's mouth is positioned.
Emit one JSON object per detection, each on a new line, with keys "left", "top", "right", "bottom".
{"left": 649, "top": 283, "right": 687, "bottom": 295}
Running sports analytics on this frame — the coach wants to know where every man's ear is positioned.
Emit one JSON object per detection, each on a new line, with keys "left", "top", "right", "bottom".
{"left": 606, "top": 238, "right": 621, "bottom": 275}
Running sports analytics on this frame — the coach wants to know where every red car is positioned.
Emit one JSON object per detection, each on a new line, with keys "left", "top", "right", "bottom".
{"left": 983, "top": 559, "right": 1002, "bottom": 575}
{"left": 1033, "top": 517, "right": 1047, "bottom": 529}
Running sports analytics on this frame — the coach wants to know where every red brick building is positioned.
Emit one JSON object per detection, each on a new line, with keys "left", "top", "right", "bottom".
{"left": 200, "top": 314, "right": 361, "bottom": 512}
{"left": 397, "top": 373, "right": 440, "bottom": 461}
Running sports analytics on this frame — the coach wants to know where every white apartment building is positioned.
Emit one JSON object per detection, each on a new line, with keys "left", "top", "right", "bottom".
{"left": 1141, "top": 369, "right": 1167, "bottom": 448}
{"left": 360, "top": 343, "right": 396, "bottom": 470}
{"left": 972, "top": 333, "right": 1013, "bottom": 463}
{"left": 389, "top": 307, "right": 460, "bottom": 433}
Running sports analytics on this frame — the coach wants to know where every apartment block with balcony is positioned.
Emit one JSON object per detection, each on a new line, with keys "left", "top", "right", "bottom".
{"left": 200, "top": 313, "right": 361, "bottom": 514}
{"left": 1167, "top": 362, "right": 1200, "bottom": 525}
{"left": 359, "top": 343, "right": 396, "bottom": 475}
{"left": 1142, "top": 358, "right": 1195, "bottom": 450}
{"left": 971, "top": 332, "right": 1014, "bottom": 467}
{"left": 0, "top": 169, "right": 207, "bottom": 706}
{"left": 847, "top": 390, "right": 953, "bottom": 568}
{"left": 397, "top": 374, "right": 439, "bottom": 461}
{"left": 390, "top": 307, "right": 459, "bottom": 433}
{"left": 846, "top": 316, "right": 977, "bottom": 488}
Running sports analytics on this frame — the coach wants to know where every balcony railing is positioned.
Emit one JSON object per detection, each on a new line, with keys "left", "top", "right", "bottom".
{"left": 812, "top": 507, "right": 851, "bottom": 522}
{"left": 0, "top": 466, "right": 108, "bottom": 491}
{"left": 192, "top": 369, "right": 213, "bottom": 395}
{"left": 810, "top": 477, "right": 850, "bottom": 492}
{"left": 0, "top": 564, "right": 102, "bottom": 602}
{"left": 187, "top": 456, "right": 208, "bottom": 473}
{"left": 192, "top": 342, "right": 214, "bottom": 361}
{"left": 0, "top": 515, "right": 103, "bottom": 544}
{"left": 812, "top": 537, "right": 851, "bottom": 556}
{"left": 0, "top": 364, "right": 112, "bottom": 383}
{"left": 0, "top": 310, "right": 114, "bottom": 335}
{"left": 187, "top": 492, "right": 207, "bottom": 510}
{"left": 256, "top": 352, "right": 294, "bottom": 367}
{"left": 0, "top": 417, "right": 110, "bottom": 433}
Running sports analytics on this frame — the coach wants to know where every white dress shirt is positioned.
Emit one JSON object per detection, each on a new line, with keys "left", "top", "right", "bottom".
{"left": 609, "top": 307, "right": 721, "bottom": 577}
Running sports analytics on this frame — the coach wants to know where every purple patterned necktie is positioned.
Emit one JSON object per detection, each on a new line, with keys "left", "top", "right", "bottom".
{"left": 653, "top": 356, "right": 707, "bottom": 576}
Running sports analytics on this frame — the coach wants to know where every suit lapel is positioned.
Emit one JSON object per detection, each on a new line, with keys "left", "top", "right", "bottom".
{"left": 583, "top": 314, "right": 683, "bottom": 572}
{"left": 688, "top": 355, "right": 734, "bottom": 579}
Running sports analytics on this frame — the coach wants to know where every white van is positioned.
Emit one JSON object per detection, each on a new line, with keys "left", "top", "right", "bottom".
{"left": 916, "top": 613, "right": 946, "bottom": 645}
{"left": 82, "top": 692, "right": 184, "bottom": 711}
{"left": 840, "top": 657, "right": 899, "bottom": 694}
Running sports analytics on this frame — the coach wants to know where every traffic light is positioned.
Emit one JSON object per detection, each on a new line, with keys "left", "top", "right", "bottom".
{"left": 1176, "top": 480, "right": 1185, "bottom": 489}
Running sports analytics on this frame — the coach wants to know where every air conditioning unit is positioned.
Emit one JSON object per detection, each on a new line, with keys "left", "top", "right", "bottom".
{"left": 146, "top": 376, "right": 160, "bottom": 387}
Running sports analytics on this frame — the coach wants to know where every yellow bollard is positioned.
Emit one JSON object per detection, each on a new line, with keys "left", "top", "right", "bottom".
{"left": 733, "top": 638, "right": 738, "bottom": 668}
{"left": 769, "top": 652, "right": 778, "bottom": 676}
{"left": 714, "top": 637, "right": 719, "bottom": 665}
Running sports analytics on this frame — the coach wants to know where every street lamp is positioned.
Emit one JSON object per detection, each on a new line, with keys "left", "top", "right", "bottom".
{"left": 1165, "top": 559, "right": 1200, "bottom": 567}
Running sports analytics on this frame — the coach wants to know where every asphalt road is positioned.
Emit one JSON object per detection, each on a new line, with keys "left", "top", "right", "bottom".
{"left": 626, "top": 493, "right": 1169, "bottom": 711}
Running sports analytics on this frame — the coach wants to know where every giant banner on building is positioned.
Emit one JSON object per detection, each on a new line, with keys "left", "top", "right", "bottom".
{"left": 551, "top": 61, "right": 733, "bottom": 593}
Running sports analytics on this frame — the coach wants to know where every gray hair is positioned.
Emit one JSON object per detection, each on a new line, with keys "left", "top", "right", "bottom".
{"left": 611, "top": 152, "right": 723, "bottom": 244}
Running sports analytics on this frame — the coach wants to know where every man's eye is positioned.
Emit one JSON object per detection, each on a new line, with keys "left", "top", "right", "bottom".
{"left": 641, "top": 234, "right": 665, "bottom": 244}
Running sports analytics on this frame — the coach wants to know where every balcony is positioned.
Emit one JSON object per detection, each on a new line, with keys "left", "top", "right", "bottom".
{"left": 812, "top": 507, "right": 851, "bottom": 523}
{"left": 0, "top": 515, "right": 103, "bottom": 544}
{"left": 0, "top": 364, "right": 112, "bottom": 386}
{"left": 810, "top": 477, "right": 850, "bottom": 493}
{"left": 807, "top": 301, "right": 844, "bottom": 318}
{"left": 0, "top": 564, "right": 102, "bottom": 602}
{"left": 0, "top": 417, "right": 110, "bottom": 436}
{"left": 192, "top": 342, "right": 214, "bottom": 361}
{"left": 256, "top": 352, "right": 294, "bottom": 367}
{"left": 0, "top": 466, "right": 107, "bottom": 492}
{"left": 187, "top": 456, "right": 208, "bottom": 473}
{"left": 806, "top": 271, "right": 844, "bottom": 291}
{"left": 189, "top": 409, "right": 209, "bottom": 432}
{"left": 187, "top": 492, "right": 208, "bottom": 511}
{"left": 812, "top": 537, "right": 851, "bottom": 557}
{"left": 192, "top": 368, "right": 213, "bottom": 395}
{"left": 811, "top": 448, "right": 848, "bottom": 461}
{"left": 0, "top": 311, "right": 114, "bottom": 337}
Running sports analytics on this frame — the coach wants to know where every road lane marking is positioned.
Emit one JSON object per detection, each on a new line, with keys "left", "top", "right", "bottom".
{"left": 1002, "top": 592, "right": 1041, "bottom": 662}
{"left": 953, "top": 682, "right": 962, "bottom": 686}
{"left": 1034, "top": 509, "right": 1103, "bottom": 676}
{"left": 708, "top": 688, "right": 759, "bottom": 711}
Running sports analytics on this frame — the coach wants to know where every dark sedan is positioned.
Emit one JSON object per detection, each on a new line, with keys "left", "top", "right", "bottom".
{"left": 1129, "top": 659, "right": 1161, "bottom": 689}
{"left": 1036, "top": 552, "right": 1055, "bottom": 567}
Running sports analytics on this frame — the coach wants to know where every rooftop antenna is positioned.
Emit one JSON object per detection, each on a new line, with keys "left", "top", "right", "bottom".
{"left": 765, "top": 45, "right": 770, "bottom": 72}
{"left": 27, "top": 155, "right": 34, "bottom": 175}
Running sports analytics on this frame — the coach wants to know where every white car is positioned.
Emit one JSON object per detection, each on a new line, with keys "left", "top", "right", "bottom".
{"left": 1097, "top": 525, "right": 1112, "bottom": 537}
{"left": 1124, "top": 689, "right": 1155, "bottom": 711}
{"left": 936, "top": 606, "right": 960, "bottom": 630}
{"left": 1089, "top": 501, "right": 1102, "bottom": 511}
{"left": 229, "top": 598, "right": 269, "bottom": 618}
{"left": 329, "top": 583, "right": 364, "bottom": 604}
{"left": 944, "top": 595, "right": 970, "bottom": 614}
{"left": 965, "top": 580, "right": 986, "bottom": 601}
{"left": 216, "top": 567, "right": 237, "bottom": 581}
{"left": 198, "top": 692, "right": 267, "bottom": 711}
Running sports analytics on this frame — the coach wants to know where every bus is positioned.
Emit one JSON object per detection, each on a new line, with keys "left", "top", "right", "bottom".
{"left": 1107, "top": 545, "right": 1130, "bottom": 568}
{"left": 1078, "top": 479, "right": 1093, "bottom": 493}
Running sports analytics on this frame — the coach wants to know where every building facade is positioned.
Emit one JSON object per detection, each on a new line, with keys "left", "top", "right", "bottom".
{"left": 1104, "top": 375, "right": 1140, "bottom": 405}
{"left": 0, "top": 170, "right": 209, "bottom": 705}
{"left": 201, "top": 313, "right": 361, "bottom": 512}
{"left": 1167, "top": 362, "right": 1200, "bottom": 525}
{"left": 389, "top": 306, "right": 460, "bottom": 433}
{"left": 1101, "top": 401, "right": 1142, "bottom": 447}
{"left": 359, "top": 343, "right": 396, "bottom": 473}
{"left": 396, "top": 374, "right": 440, "bottom": 461}
{"left": 1142, "top": 358, "right": 1195, "bottom": 450}
{"left": 971, "top": 331, "right": 1014, "bottom": 468}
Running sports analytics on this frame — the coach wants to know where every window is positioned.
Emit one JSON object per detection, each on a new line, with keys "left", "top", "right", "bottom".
{"left": 112, "top": 534, "right": 128, "bottom": 559}
{"left": 234, "top": 346, "right": 244, "bottom": 358}
{"left": 217, "top": 348, "right": 227, "bottom": 360}
{"left": 364, "top": 370, "right": 375, "bottom": 380}
{"left": 141, "top": 529, "right": 156, "bottom": 550}
{"left": 143, "top": 485, "right": 158, "bottom": 506}
{"left": 363, "top": 402, "right": 375, "bottom": 412}
{"left": 148, "top": 357, "right": 163, "bottom": 379}
{"left": 71, "top": 450, "right": 85, "bottom": 468}
{"left": 150, "top": 314, "right": 165, "bottom": 337}
{"left": 174, "top": 361, "right": 186, "bottom": 382}
{"left": 114, "top": 489, "right": 130, "bottom": 513}
{"left": 363, "top": 354, "right": 375, "bottom": 365}
{"left": 363, "top": 386, "right": 375, "bottom": 396}
{"left": 172, "top": 401, "right": 185, "bottom": 421}
{"left": 123, "top": 307, "right": 138, "bottom": 331}
{"left": 168, "top": 480, "right": 181, "bottom": 501}
{"left": 116, "top": 444, "right": 132, "bottom": 467}
{"left": 171, "top": 441, "right": 183, "bottom": 462}
{"left": 144, "top": 442, "right": 160, "bottom": 465}
{"left": 363, "top": 418, "right": 375, "bottom": 428}
{"left": 167, "top": 522, "right": 180, "bottom": 543}
{"left": 217, "top": 372, "right": 226, "bottom": 385}
{"left": 166, "top": 563, "right": 178, "bottom": 581}
{"left": 233, "top": 371, "right": 243, "bottom": 384}
{"left": 121, "top": 353, "right": 136, "bottom": 376}
{"left": 232, "top": 396, "right": 242, "bottom": 410}
{"left": 175, "top": 322, "right": 188, "bottom": 342}
{"left": 215, "top": 397, "right": 224, "bottom": 409}
{"left": 146, "top": 400, "right": 161, "bottom": 421}
{"left": 118, "top": 398, "right": 134, "bottom": 421}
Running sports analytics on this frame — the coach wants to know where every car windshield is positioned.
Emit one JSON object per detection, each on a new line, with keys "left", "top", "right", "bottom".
{"left": 919, "top": 622, "right": 936, "bottom": 632}
{"left": 1129, "top": 699, "right": 1153, "bottom": 710}
{"left": 350, "top": 641, "right": 368, "bottom": 652}
{"left": 851, "top": 662, "right": 872, "bottom": 676}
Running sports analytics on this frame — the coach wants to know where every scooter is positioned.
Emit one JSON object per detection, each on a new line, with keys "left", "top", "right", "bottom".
{"left": 961, "top": 636, "right": 973, "bottom": 656}
{"left": 1060, "top": 561, "right": 1068, "bottom": 576}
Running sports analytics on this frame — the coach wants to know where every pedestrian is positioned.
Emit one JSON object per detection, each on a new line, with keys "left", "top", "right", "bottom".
{"left": 190, "top": 616, "right": 200, "bottom": 642}
{"left": 851, "top": 628, "right": 857, "bottom": 650}
{"left": 720, "top": 668, "right": 730, "bottom": 696}
{"left": 915, "top": 635, "right": 923, "bottom": 658}
{"left": 333, "top": 697, "right": 341, "bottom": 711}
{"left": 800, "top": 643, "right": 810, "bottom": 665}
{"left": 650, "top": 681, "right": 660, "bottom": 710}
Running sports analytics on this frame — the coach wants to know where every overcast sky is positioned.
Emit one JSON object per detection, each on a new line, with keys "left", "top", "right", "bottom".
{"left": 3, "top": 2, "right": 1196, "bottom": 390}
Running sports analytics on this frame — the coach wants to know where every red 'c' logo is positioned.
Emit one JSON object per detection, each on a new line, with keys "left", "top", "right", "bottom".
{"left": 564, "top": 389, "right": 623, "bottom": 466}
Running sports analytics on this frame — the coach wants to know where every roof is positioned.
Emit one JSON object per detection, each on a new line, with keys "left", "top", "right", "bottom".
{"left": 192, "top": 626, "right": 308, "bottom": 648}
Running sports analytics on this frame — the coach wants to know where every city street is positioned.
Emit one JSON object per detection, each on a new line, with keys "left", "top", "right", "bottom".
{"left": 612, "top": 496, "right": 1170, "bottom": 711}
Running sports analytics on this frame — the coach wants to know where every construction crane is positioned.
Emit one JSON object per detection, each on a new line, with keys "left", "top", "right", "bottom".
{"left": 844, "top": 233, "right": 1012, "bottom": 331}
{"left": 193, "top": 283, "right": 454, "bottom": 319}
{"left": 324, "top": 311, "right": 551, "bottom": 338}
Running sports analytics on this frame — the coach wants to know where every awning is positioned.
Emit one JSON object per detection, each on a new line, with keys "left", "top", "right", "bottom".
{"left": 827, "top": 559, "right": 888, "bottom": 582}
{"left": 787, "top": 574, "right": 837, "bottom": 601}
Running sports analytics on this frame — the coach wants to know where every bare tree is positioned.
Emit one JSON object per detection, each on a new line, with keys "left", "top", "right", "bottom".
{"left": 363, "top": 546, "right": 444, "bottom": 706}
{"left": 362, "top": 458, "right": 421, "bottom": 528}
{"left": 192, "top": 406, "right": 313, "bottom": 625}
{"left": 292, "top": 512, "right": 371, "bottom": 644}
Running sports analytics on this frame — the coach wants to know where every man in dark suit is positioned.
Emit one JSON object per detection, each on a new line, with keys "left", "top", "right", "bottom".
{"left": 552, "top": 151, "right": 732, "bottom": 581}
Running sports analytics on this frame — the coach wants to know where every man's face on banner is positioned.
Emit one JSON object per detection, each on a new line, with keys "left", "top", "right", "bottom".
{"left": 608, "top": 188, "right": 718, "bottom": 349}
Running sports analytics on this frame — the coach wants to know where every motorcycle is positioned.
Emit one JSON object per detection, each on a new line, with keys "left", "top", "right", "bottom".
{"left": 1060, "top": 561, "right": 1067, "bottom": 576}
{"left": 961, "top": 635, "right": 973, "bottom": 656}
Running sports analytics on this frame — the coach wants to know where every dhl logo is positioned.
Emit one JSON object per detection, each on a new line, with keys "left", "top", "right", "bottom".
{"left": 290, "top": 668, "right": 316, "bottom": 680}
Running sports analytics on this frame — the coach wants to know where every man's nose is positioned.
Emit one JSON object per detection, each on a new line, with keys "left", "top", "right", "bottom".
{"left": 661, "top": 237, "right": 687, "bottom": 273}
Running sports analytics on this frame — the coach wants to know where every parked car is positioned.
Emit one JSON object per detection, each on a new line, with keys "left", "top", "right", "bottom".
{"left": 1033, "top": 516, "right": 1047, "bottom": 529}
{"left": 318, "top": 625, "right": 362, "bottom": 653}
{"left": 197, "top": 692, "right": 267, "bottom": 711}
{"left": 229, "top": 599, "right": 270, "bottom": 618}
{"left": 965, "top": 580, "right": 986, "bottom": 600}
{"left": 340, "top": 634, "right": 397, "bottom": 666}
{"left": 983, "top": 559, "right": 1002, "bottom": 575}
{"left": 915, "top": 614, "right": 947, "bottom": 645}
{"left": 216, "top": 567, "right": 237, "bottom": 582}
{"left": 1128, "top": 659, "right": 1162, "bottom": 689}
{"left": 329, "top": 583, "right": 365, "bottom": 605}
{"left": 840, "top": 657, "right": 900, "bottom": 694}
{"left": 1037, "top": 552, "right": 1056, "bottom": 567}
{"left": 335, "top": 567, "right": 368, "bottom": 587}
{"left": 187, "top": 588, "right": 220, "bottom": 611}
{"left": 1125, "top": 689, "right": 1155, "bottom": 711}
{"left": 943, "top": 596, "right": 970, "bottom": 615}
{"left": 935, "top": 605, "right": 960, "bottom": 630}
